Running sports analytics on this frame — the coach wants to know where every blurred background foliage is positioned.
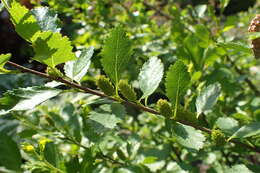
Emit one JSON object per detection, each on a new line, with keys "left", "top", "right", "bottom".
{"left": 0, "top": 0, "right": 260, "bottom": 172}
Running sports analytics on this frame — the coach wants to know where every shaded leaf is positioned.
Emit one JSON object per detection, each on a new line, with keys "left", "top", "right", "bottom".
{"left": 64, "top": 47, "right": 94, "bottom": 83}
{"left": 225, "top": 164, "right": 253, "bottom": 173}
{"left": 138, "top": 57, "right": 164, "bottom": 99}
{"left": 218, "top": 42, "right": 252, "bottom": 54}
{"left": 229, "top": 122, "right": 260, "bottom": 140}
{"left": 171, "top": 122, "right": 205, "bottom": 151}
{"left": 31, "top": 7, "right": 61, "bottom": 33}
{"left": 33, "top": 31, "right": 76, "bottom": 67}
{"left": 89, "top": 103, "right": 126, "bottom": 129}
{"left": 196, "top": 83, "right": 221, "bottom": 116}
{"left": 101, "top": 26, "right": 132, "bottom": 85}
{"left": 44, "top": 142, "right": 61, "bottom": 168}
{"left": 0, "top": 86, "right": 62, "bottom": 115}
{"left": 0, "top": 132, "right": 21, "bottom": 171}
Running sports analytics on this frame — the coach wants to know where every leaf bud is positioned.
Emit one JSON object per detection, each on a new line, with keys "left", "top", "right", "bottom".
{"left": 118, "top": 80, "right": 137, "bottom": 101}
{"left": 156, "top": 99, "right": 172, "bottom": 118}
{"left": 96, "top": 75, "right": 115, "bottom": 96}
{"left": 211, "top": 129, "right": 226, "bottom": 146}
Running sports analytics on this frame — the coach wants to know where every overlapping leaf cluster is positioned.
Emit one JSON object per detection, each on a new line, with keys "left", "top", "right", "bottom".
{"left": 0, "top": 0, "right": 259, "bottom": 172}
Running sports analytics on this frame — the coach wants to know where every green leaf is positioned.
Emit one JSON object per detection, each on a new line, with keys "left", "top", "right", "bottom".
{"left": 44, "top": 142, "right": 61, "bottom": 168}
{"left": 218, "top": 42, "right": 252, "bottom": 54}
{"left": 32, "top": 31, "right": 77, "bottom": 67}
{"left": 101, "top": 26, "right": 132, "bottom": 85}
{"left": 195, "top": 4, "right": 207, "bottom": 18}
{"left": 171, "top": 122, "right": 205, "bottom": 151}
{"left": 0, "top": 86, "right": 62, "bottom": 115}
{"left": 228, "top": 122, "right": 260, "bottom": 140}
{"left": 0, "top": 132, "right": 22, "bottom": 171}
{"left": 248, "top": 32, "right": 260, "bottom": 40}
{"left": 196, "top": 83, "right": 221, "bottom": 116}
{"left": 31, "top": 7, "right": 61, "bottom": 33}
{"left": 89, "top": 103, "right": 126, "bottom": 129}
{"left": 138, "top": 57, "right": 164, "bottom": 99}
{"left": 220, "top": 0, "right": 230, "bottom": 11}
{"left": 64, "top": 47, "right": 94, "bottom": 83}
{"left": 225, "top": 164, "right": 253, "bottom": 173}
{"left": 216, "top": 117, "right": 239, "bottom": 135}
{"left": 0, "top": 53, "right": 11, "bottom": 74}
{"left": 8, "top": 1, "right": 40, "bottom": 42}
{"left": 165, "top": 60, "right": 190, "bottom": 117}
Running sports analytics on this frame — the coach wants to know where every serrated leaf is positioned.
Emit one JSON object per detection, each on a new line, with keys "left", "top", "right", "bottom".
{"left": 228, "top": 122, "right": 260, "bottom": 140}
{"left": 216, "top": 117, "right": 239, "bottom": 135}
{"left": 64, "top": 47, "right": 94, "bottom": 83}
{"left": 101, "top": 26, "right": 132, "bottom": 85}
{"left": 0, "top": 132, "right": 22, "bottom": 171}
{"left": 8, "top": 1, "right": 40, "bottom": 42}
{"left": 225, "top": 164, "right": 253, "bottom": 173}
{"left": 138, "top": 57, "right": 164, "bottom": 99}
{"left": 0, "top": 86, "right": 62, "bottom": 115}
{"left": 33, "top": 31, "right": 76, "bottom": 67}
{"left": 196, "top": 83, "right": 221, "bottom": 116}
{"left": 31, "top": 7, "right": 61, "bottom": 33}
{"left": 171, "top": 122, "right": 205, "bottom": 151}
{"left": 166, "top": 60, "right": 190, "bottom": 117}
{"left": 89, "top": 103, "right": 126, "bottom": 129}
{"left": 218, "top": 42, "right": 252, "bottom": 54}
{"left": 0, "top": 53, "right": 11, "bottom": 74}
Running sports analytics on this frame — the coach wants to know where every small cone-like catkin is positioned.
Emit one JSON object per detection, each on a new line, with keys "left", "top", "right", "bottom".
{"left": 248, "top": 14, "right": 260, "bottom": 59}
{"left": 211, "top": 129, "right": 226, "bottom": 146}
{"left": 118, "top": 80, "right": 137, "bottom": 101}
{"left": 96, "top": 75, "right": 115, "bottom": 96}
{"left": 157, "top": 99, "right": 172, "bottom": 118}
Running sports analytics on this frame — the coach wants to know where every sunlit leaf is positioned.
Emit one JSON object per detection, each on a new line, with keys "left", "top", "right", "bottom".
{"left": 64, "top": 47, "right": 94, "bottom": 83}
{"left": 33, "top": 31, "right": 77, "bottom": 67}
{"left": 101, "top": 26, "right": 132, "bottom": 86}
{"left": 31, "top": 7, "right": 61, "bottom": 32}
{"left": 138, "top": 57, "right": 164, "bottom": 99}
{"left": 0, "top": 86, "right": 62, "bottom": 115}
{"left": 229, "top": 122, "right": 260, "bottom": 140}
{"left": 171, "top": 122, "right": 205, "bottom": 151}
{"left": 196, "top": 83, "right": 221, "bottom": 116}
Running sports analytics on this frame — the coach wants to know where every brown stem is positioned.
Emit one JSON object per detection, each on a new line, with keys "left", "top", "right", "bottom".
{"left": 6, "top": 61, "right": 260, "bottom": 153}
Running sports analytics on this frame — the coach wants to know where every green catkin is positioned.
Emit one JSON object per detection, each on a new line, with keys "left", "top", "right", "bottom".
{"left": 211, "top": 129, "right": 226, "bottom": 146}
{"left": 157, "top": 99, "right": 172, "bottom": 118}
{"left": 96, "top": 75, "right": 115, "bottom": 96}
{"left": 46, "top": 67, "right": 63, "bottom": 78}
{"left": 118, "top": 80, "right": 137, "bottom": 101}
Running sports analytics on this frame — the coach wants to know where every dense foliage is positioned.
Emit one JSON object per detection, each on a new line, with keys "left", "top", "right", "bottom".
{"left": 0, "top": 0, "right": 260, "bottom": 172}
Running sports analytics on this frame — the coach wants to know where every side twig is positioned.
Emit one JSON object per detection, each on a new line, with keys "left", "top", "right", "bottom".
{"left": 6, "top": 61, "right": 260, "bottom": 153}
